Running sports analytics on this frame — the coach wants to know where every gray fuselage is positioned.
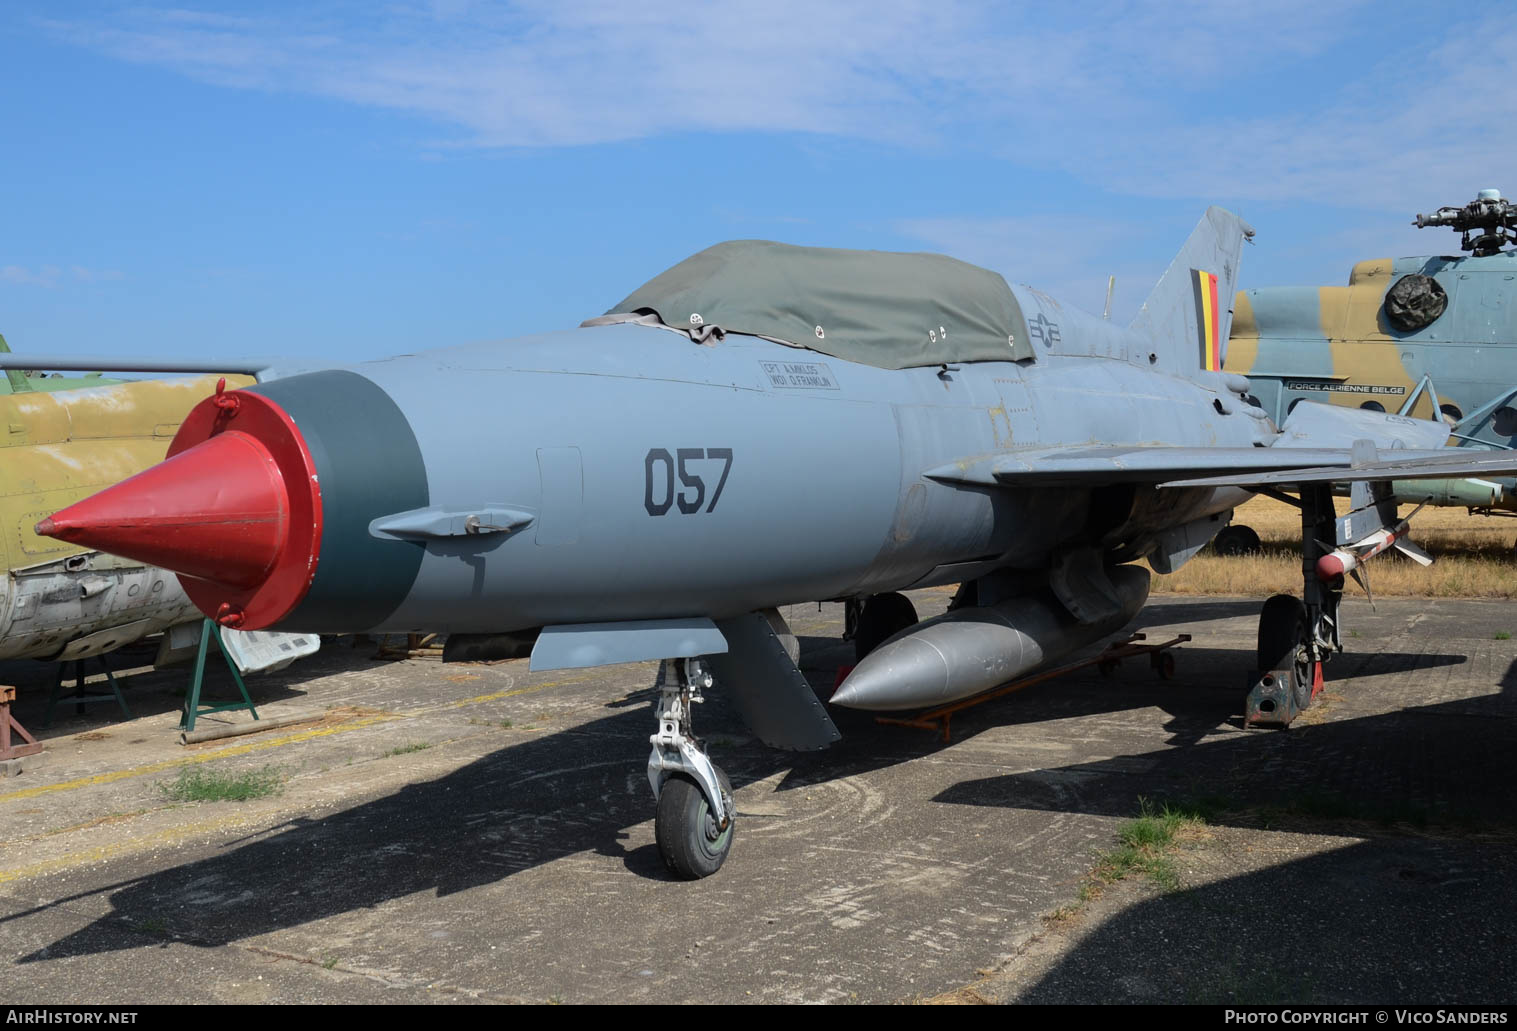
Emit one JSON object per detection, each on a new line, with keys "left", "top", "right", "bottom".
{"left": 350, "top": 319, "right": 1262, "bottom": 635}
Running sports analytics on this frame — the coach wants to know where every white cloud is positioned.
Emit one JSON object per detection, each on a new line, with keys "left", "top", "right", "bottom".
{"left": 0, "top": 265, "right": 122, "bottom": 287}
{"left": 43, "top": 1, "right": 1516, "bottom": 209}
{"left": 1, "top": 265, "right": 62, "bottom": 287}
{"left": 1080, "top": 30, "right": 1517, "bottom": 209}
{"left": 42, "top": 3, "right": 1355, "bottom": 144}
{"left": 894, "top": 215, "right": 1160, "bottom": 319}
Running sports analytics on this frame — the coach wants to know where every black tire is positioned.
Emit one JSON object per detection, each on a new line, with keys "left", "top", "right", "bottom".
{"left": 1213, "top": 525, "right": 1262, "bottom": 557}
{"left": 654, "top": 770, "right": 733, "bottom": 880}
{"left": 1292, "top": 666, "right": 1314, "bottom": 713}
{"left": 853, "top": 592, "right": 919, "bottom": 661}
{"left": 1257, "top": 594, "right": 1308, "bottom": 678}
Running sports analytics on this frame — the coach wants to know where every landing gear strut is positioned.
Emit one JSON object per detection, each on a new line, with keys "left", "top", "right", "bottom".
{"left": 1245, "top": 485, "right": 1338, "bottom": 727}
{"left": 647, "top": 657, "right": 734, "bottom": 879}
{"left": 849, "top": 592, "right": 919, "bottom": 661}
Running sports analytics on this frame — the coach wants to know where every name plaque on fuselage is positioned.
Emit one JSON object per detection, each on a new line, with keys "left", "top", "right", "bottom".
{"left": 1285, "top": 380, "right": 1406, "bottom": 395}
{"left": 760, "top": 361, "right": 840, "bottom": 390}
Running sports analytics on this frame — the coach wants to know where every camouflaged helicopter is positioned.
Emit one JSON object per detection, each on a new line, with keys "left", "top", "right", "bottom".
{"left": 1216, "top": 190, "right": 1517, "bottom": 554}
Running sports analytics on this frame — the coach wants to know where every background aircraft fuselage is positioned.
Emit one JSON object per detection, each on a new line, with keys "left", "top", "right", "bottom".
{"left": 0, "top": 373, "right": 245, "bottom": 660}
{"left": 1228, "top": 252, "right": 1517, "bottom": 451}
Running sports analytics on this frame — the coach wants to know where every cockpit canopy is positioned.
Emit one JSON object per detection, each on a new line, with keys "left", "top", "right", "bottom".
{"left": 603, "top": 240, "right": 1035, "bottom": 369}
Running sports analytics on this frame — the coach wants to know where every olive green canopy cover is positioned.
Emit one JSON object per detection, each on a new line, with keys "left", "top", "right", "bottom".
{"left": 606, "top": 240, "right": 1034, "bottom": 370}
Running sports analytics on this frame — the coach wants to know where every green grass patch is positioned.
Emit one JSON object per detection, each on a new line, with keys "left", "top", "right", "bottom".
{"left": 384, "top": 742, "right": 433, "bottom": 757}
{"left": 160, "top": 765, "right": 283, "bottom": 803}
{"left": 1496, "top": 630, "right": 1511, "bottom": 641}
{"left": 1052, "top": 798, "right": 1207, "bottom": 918}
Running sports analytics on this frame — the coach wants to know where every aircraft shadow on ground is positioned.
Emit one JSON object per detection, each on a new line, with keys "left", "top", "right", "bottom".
{"left": 10, "top": 655, "right": 944, "bottom": 963}
{"left": 9, "top": 639, "right": 1499, "bottom": 964}
{"left": 13, "top": 700, "right": 696, "bottom": 963}
{"left": 937, "top": 655, "right": 1517, "bottom": 1003}
{"left": 933, "top": 656, "right": 1516, "bottom": 829}
{"left": 1015, "top": 837, "right": 1517, "bottom": 1005}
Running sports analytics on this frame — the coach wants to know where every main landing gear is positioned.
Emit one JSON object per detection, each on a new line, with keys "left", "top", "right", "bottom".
{"left": 648, "top": 657, "right": 734, "bottom": 879}
{"left": 1212, "top": 523, "right": 1262, "bottom": 556}
{"left": 1245, "top": 485, "right": 1339, "bottom": 727}
{"left": 846, "top": 591, "right": 919, "bottom": 661}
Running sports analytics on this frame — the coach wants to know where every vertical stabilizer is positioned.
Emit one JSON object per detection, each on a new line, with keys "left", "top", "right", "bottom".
{"left": 1130, "top": 207, "right": 1254, "bottom": 378}
{"left": 0, "top": 334, "right": 29, "bottom": 394}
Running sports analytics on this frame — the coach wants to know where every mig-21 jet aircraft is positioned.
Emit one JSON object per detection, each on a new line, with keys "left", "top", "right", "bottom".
{"left": 9, "top": 208, "right": 1517, "bottom": 878}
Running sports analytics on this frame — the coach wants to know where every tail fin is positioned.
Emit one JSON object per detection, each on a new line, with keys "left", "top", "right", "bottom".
{"left": 0, "top": 334, "right": 28, "bottom": 394}
{"left": 1130, "top": 207, "right": 1254, "bottom": 378}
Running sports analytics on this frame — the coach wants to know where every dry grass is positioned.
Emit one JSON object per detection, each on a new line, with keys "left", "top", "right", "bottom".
{"left": 1157, "top": 495, "right": 1517, "bottom": 598}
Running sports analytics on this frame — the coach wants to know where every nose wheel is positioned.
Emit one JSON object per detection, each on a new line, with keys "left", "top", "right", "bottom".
{"left": 647, "top": 658, "right": 735, "bottom": 879}
{"left": 655, "top": 766, "right": 734, "bottom": 880}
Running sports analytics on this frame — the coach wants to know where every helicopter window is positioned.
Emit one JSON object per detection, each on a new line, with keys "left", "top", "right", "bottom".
{"left": 1440, "top": 402, "right": 1463, "bottom": 424}
{"left": 1494, "top": 407, "right": 1517, "bottom": 436}
{"left": 1287, "top": 397, "right": 1305, "bottom": 415}
{"left": 1359, "top": 401, "right": 1385, "bottom": 413}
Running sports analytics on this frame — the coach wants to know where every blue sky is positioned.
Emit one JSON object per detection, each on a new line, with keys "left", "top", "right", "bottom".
{"left": 3, "top": 2, "right": 1514, "bottom": 363}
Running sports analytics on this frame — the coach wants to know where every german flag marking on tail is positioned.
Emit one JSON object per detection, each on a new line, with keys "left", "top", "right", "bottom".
{"left": 1192, "top": 269, "right": 1222, "bottom": 371}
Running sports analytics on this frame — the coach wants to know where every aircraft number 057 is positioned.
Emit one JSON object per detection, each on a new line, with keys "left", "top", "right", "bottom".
{"left": 644, "top": 448, "right": 734, "bottom": 516}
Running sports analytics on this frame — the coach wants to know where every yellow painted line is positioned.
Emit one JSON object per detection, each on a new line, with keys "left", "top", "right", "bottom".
{"left": 0, "top": 714, "right": 398, "bottom": 805}
{"left": 0, "top": 810, "right": 264, "bottom": 885}
{"left": 0, "top": 669, "right": 619, "bottom": 807}
{"left": 436, "top": 674, "right": 594, "bottom": 711}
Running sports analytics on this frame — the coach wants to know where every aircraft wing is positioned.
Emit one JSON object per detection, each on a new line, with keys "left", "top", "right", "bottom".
{"left": 0, "top": 354, "right": 322, "bottom": 381}
{"left": 1164, "top": 448, "right": 1517, "bottom": 488}
{"left": 924, "top": 397, "right": 1517, "bottom": 489}
{"left": 926, "top": 445, "right": 1517, "bottom": 489}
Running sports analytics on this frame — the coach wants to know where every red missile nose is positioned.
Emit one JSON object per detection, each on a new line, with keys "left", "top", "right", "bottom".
{"left": 35, "top": 386, "right": 323, "bottom": 630}
{"left": 1316, "top": 553, "right": 1347, "bottom": 581}
{"left": 38, "top": 431, "right": 288, "bottom": 589}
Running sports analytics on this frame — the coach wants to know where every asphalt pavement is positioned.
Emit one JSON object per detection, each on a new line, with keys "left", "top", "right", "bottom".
{"left": 1, "top": 592, "right": 1513, "bottom": 1004}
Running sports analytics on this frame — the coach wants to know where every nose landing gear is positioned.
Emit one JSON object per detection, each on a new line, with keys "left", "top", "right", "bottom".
{"left": 647, "top": 657, "right": 734, "bottom": 879}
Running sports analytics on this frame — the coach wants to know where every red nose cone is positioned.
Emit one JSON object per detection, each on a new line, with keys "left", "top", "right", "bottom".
{"left": 35, "top": 386, "right": 323, "bottom": 630}
{"left": 39, "top": 431, "right": 289, "bottom": 589}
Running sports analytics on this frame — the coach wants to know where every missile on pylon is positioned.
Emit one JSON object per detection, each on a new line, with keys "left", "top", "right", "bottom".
{"left": 1315, "top": 510, "right": 1432, "bottom": 583}
{"left": 831, "top": 565, "right": 1151, "bottom": 711}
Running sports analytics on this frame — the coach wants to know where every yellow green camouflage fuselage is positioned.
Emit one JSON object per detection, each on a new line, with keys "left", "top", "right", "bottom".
{"left": 1227, "top": 252, "right": 1517, "bottom": 510}
{"left": 0, "top": 374, "right": 255, "bottom": 660}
